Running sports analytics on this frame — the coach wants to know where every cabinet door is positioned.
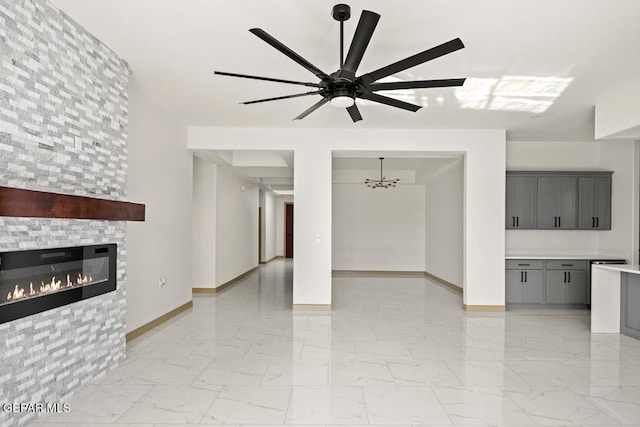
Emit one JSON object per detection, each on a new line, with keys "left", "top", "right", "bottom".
{"left": 593, "top": 176, "right": 611, "bottom": 229}
{"left": 557, "top": 177, "right": 577, "bottom": 229}
{"left": 545, "top": 270, "right": 566, "bottom": 303}
{"left": 579, "top": 176, "right": 611, "bottom": 230}
{"left": 578, "top": 177, "right": 596, "bottom": 229}
{"left": 507, "top": 176, "right": 535, "bottom": 229}
{"left": 537, "top": 176, "right": 577, "bottom": 229}
{"left": 537, "top": 177, "right": 559, "bottom": 229}
{"left": 522, "top": 269, "right": 544, "bottom": 303}
{"left": 505, "top": 270, "right": 524, "bottom": 303}
{"left": 565, "top": 270, "right": 586, "bottom": 304}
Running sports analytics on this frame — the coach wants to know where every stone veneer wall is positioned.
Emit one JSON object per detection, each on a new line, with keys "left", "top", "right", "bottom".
{"left": 0, "top": 1, "right": 129, "bottom": 426}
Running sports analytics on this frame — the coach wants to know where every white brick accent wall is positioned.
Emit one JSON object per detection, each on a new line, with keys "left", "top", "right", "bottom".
{"left": 0, "top": 1, "right": 129, "bottom": 426}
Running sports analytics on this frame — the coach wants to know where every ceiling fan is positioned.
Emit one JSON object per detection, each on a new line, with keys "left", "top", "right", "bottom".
{"left": 215, "top": 4, "right": 466, "bottom": 122}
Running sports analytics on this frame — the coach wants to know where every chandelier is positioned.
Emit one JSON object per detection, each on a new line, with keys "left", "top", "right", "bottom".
{"left": 365, "top": 157, "right": 399, "bottom": 189}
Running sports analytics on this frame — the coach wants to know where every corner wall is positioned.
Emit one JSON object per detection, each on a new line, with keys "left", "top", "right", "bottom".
{"left": 215, "top": 166, "right": 259, "bottom": 286}
{"left": 192, "top": 157, "right": 217, "bottom": 288}
{"left": 418, "top": 158, "right": 464, "bottom": 287}
{"left": 264, "top": 191, "right": 277, "bottom": 262}
{"left": 0, "top": 1, "right": 128, "bottom": 425}
{"left": 126, "top": 76, "right": 192, "bottom": 333}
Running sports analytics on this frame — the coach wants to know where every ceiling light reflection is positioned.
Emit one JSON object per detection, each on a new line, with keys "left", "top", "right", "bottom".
{"left": 455, "top": 75, "right": 573, "bottom": 114}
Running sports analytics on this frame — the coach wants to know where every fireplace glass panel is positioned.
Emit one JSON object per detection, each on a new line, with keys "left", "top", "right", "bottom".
{"left": 1, "top": 256, "right": 109, "bottom": 307}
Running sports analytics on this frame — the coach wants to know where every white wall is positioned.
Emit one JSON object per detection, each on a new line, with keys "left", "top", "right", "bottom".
{"left": 332, "top": 183, "right": 425, "bottom": 271}
{"left": 264, "top": 191, "right": 277, "bottom": 261}
{"left": 595, "top": 76, "right": 640, "bottom": 139}
{"left": 505, "top": 140, "right": 636, "bottom": 259}
{"left": 127, "top": 77, "right": 193, "bottom": 333}
{"left": 192, "top": 157, "right": 216, "bottom": 288}
{"left": 418, "top": 158, "right": 464, "bottom": 287}
{"left": 189, "top": 128, "right": 506, "bottom": 307}
{"left": 598, "top": 140, "right": 638, "bottom": 262}
{"left": 215, "top": 166, "right": 259, "bottom": 286}
{"left": 276, "top": 195, "right": 294, "bottom": 257}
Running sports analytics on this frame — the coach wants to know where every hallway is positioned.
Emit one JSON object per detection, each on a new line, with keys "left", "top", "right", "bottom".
{"left": 30, "top": 259, "right": 640, "bottom": 426}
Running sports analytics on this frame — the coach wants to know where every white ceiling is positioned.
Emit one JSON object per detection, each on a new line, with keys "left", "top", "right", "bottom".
{"left": 51, "top": 0, "right": 640, "bottom": 141}
{"left": 49, "top": 0, "right": 640, "bottom": 193}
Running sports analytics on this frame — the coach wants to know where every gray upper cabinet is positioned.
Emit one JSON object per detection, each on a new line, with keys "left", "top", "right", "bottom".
{"left": 507, "top": 171, "right": 612, "bottom": 230}
{"left": 506, "top": 176, "right": 536, "bottom": 229}
{"left": 536, "top": 176, "right": 577, "bottom": 229}
{"left": 578, "top": 174, "right": 612, "bottom": 230}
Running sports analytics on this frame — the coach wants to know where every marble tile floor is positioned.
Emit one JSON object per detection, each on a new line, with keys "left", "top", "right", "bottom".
{"left": 29, "top": 259, "right": 640, "bottom": 426}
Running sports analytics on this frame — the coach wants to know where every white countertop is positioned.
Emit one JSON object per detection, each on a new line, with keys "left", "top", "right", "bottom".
{"left": 592, "top": 263, "right": 640, "bottom": 275}
{"left": 506, "top": 253, "right": 626, "bottom": 260}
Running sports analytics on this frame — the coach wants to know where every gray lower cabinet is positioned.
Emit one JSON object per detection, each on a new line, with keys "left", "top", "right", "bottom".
{"left": 545, "top": 270, "right": 587, "bottom": 304}
{"left": 578, "top": 175, "right": 612, "bottom": 230}
{"left": 505, "top": 260, "right": 545, "bottom": 303}
{"left": 506, "top": 259, "right": 587, "bottom": 306}
{"left": 536, "top": 176, "right": 577, "bottom": 229}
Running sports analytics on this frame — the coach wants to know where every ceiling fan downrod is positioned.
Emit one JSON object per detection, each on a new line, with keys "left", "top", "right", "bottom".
{"left": 332, "top": 4, "right": 351, "bottom": 69}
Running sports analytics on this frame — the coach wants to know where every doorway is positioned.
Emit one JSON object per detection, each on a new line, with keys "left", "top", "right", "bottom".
{"left": 258, "top": 207, "right": 263, "bottom": 264}
{"left": 285, "top": 203, "right": 293, "bottom": 258}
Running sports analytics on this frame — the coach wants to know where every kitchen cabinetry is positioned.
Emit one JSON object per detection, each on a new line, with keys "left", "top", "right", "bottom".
{"left": 545, "top": 260, "right": 587, "bottom": 304}
{"left": 578, "top": 175, "right": 612, "bottom": 230}
{"left": 506, "top": 171, "right": 612, "bottom": 230}
{"left": 506, "top": 175, "right": 536, "bottom": 229}
{"left": 505, "top": 259, "right": 588, "bottom": 307}
{"left": 536, "top": 176, "right": 577, "bottom": 229}
{"left": 505, "top": 260, "right": 544, "bottom": 303}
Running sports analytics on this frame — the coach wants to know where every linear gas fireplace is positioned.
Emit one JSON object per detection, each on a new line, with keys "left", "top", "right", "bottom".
{"left": 0, "top": 244, "right": 116, "bottom": 324}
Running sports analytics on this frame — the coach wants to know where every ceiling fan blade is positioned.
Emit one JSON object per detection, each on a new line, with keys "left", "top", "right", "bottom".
{"left": 215, "top": 71, "right": 323, "bottom": 88}
{"left": 337, "top": 10, "right": 380, "bottom": 82}
{"left": 346, "top": 104, "right": 363, "bottom": 122}
{"left": 250, "top": 28, "right": 332, "bottom": 82}
{"left": 293, "top": 97, "right": 329, "bottom": 120}
{"left": 359, "top": 92, "right": 422, "bottom": 112}
{"left": 241, "top": 91, "right": 321, "bottom": 105}
{"left": 361, "top": 38, "right": 465, "bottom": 83}
{"left": 368, "top": 78, "right": 466, "bottom": 91}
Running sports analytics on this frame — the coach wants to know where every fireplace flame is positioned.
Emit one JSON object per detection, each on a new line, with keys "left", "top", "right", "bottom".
{"left": 5, "top": 273, "right": 94, "bottom": 304}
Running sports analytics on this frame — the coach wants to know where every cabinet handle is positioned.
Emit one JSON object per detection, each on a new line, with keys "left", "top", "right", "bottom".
{"left": 592, "top": 217, "right": 595, "bottom": 228}
{"left": 596, "top": 217, "right": 599, "bottom": 228}
{"left": 512, "top": 216, "right": 515, "bottom": 227}
{"left": 568, "top": 271, "right": 571, "bottom": 282}
{"left": 558, "top": 216, "right": 561, "bottom": 227}
{"left": 563, "top": 272, "right": 567, "bottom": 283}
{"left": 516, "top": 216, "right": 519, "bottom": 227}
{"left": 561, "top": 263, "right": 573, "bottom": 267}
{"left": 520, "top": 271, "right": 523, "bottom": 282}
{"left": 518, "top": 263, "right": 530, "bottom": 266}
{"left": 554, "top": 216, "right": 557, "bottom": 227}
{"left": 524, "top": 271, "right": 527, "bottom": 282}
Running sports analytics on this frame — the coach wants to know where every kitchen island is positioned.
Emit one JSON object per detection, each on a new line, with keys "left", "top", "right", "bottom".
{"left": 591, "top": 263, "right": 640, "bottom": 339}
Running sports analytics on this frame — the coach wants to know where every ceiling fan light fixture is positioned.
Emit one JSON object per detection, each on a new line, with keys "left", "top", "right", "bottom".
{"left": 329, "top": 90, "right": 355, "bottom": 108}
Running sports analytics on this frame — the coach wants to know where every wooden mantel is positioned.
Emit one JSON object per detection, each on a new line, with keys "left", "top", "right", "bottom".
{"left": 0, "top": 186, "right": 145, "bottom": 221}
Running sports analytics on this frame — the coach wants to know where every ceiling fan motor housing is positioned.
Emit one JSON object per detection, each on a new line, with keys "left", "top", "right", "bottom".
{"left": 332, "top": 4, "right": 351, "bottom": 21}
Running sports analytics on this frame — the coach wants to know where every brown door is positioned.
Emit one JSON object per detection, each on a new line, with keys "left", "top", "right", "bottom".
{"left": 258, "top": 207, "right": 263, "bottom": 264}
{"left": 285, "top": 203, "right": 293, "bottom": 258}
